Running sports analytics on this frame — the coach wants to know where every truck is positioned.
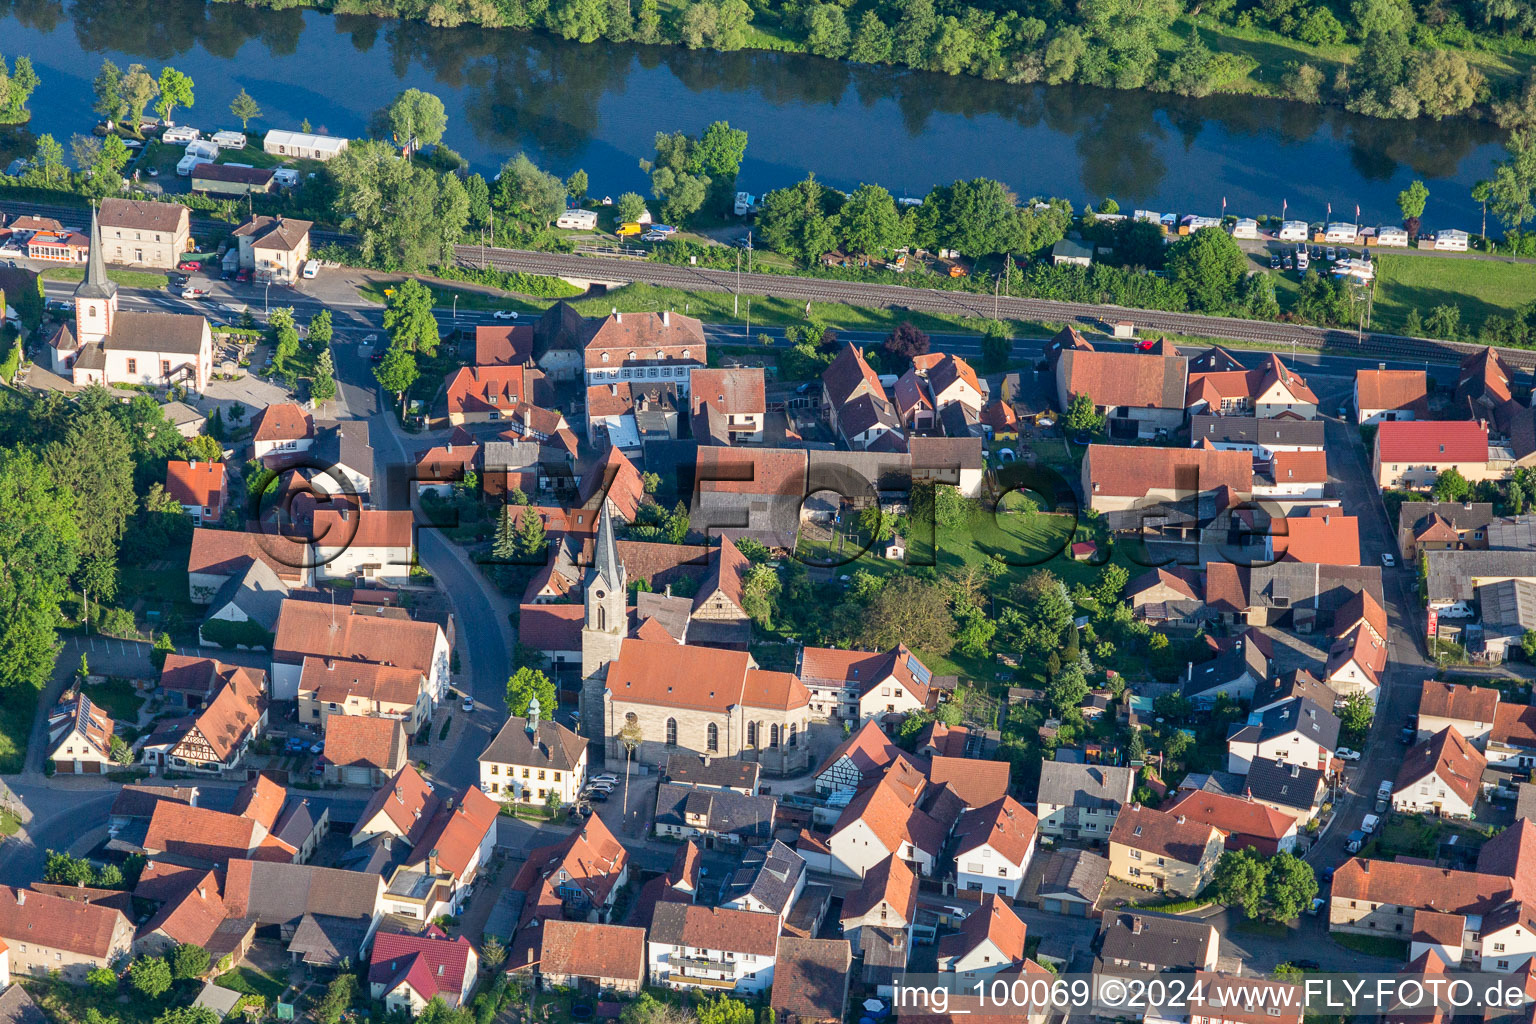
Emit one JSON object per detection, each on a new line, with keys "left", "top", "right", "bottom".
{"left": 1361, "top": 813, "right": 1380, "bottom": 834}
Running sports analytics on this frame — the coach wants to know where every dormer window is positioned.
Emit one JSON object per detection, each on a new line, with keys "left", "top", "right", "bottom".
{"left": 628, "top": 350, "right": 637, "bottom": 360}
{"left": 601, "top": 352, "right": 610, "bottom": 362}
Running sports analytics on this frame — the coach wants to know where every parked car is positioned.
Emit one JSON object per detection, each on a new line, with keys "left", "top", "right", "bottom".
{"left": 586, "top": 790, "right": 609, "bottom": 802}
{"left": 492, "top": 310, "right": 519, "bottom": 320}
{"left": 180, "top": 287, "right": 206, "bottom": 299}
{"left": 591, "top": 774, "right": 617, "bottom": 785}
{"left": 235, "top": 269, "right": 252, "bottom": 283}
{"left": 1381, "top": 553, "right": 1396, "bottom": 567}
{"left": 461, "top": 696, "right": 474, "bottom": 712}
{"left": 1336, "top": 747, "right": 1360, "bottom": 761}
{"left": 302, "top": 259, "right": 319, "bottom": 279}
{"left": 177, "top": 260, "right": 201, "bottom": 272}
{"left": 1292, "top": 960, "right": 1322, "bottom": 970}
{"left": 1135, "top": 338, "right": 1157, "bottom": 352}
{"left": 1399, "top": 727, "right": 1415, "bottom": 744}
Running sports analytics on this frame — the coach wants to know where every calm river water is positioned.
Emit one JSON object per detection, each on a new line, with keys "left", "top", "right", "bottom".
{"left": 0, "top": 0, "right": 1511, "bottom": 226}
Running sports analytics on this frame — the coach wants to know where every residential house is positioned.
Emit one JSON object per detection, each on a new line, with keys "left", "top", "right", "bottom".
{"left": 1425, "top": 550, "right": 1536, "bottom": 619}
{"left": 1107, "top": 804, "right": 1225, "bottom": 897}
{"left": 1373, "top": 421, "right": 1494, "bottom": 491}
{"left": 583, "top": 309, "right": 705, "bottom": 393}
{"left": 647, "top": 903, "right": 780, "bottom": 993}
{"left": 690, "top": 367, "right": 767, "bottom": 444}
{"left": 1398, "top": 502, "right": 1495, "bottom": 561}
{"left": 1125, "top": 567, "right": 1205, "bottom": 627}
{"left": 297, "top": 656, "right": 429, "bottom": 735}
{"left": 723, "top": 840, "right": 807, "bottom": 921}
{"left": 665, "top": 754, "right": 761, "bottom": 795}
{"left": 653, "top": 784, "right": 777, "bottom": 845}
{"left": 1356, "top": 370, "right": 1430, "bottom": 425}
{"left": 98, "top": 198, "right": 191, "bottom": 269}
{"left": 270, "top": 599, "right": 449, "bottom": 702}
{"left": 478, "top": 701, "right": 587, "bottom": 807}
{"left": 1268, "top": 510, "right": 1361, "bottom": 566}
{"left": 306, "top": 506, "right": 414, "bottom": 585}
{"left": 197, "top": 558, "right": 291, "bottom": 646}
{"left": 323, "top": 716, "right": 408, "bottom": 787}
{"left": 1489, "top": 704, "right": 1536, "bottom": 771}
{"left": 827, "top": 777, "right": 946, "bottom": 878}
{"left": 586, "top": 381, "right": 677, "bottom": 451}
{"left": 1028, "top": 847, "right": 1109, "bottom": 917}
{"left": 1081, "top": 444, "right": 1252, "bottom": 541}
{"left": 1204, "top": 561, "right": 1385, "bottom": 632}
{"left": 250, "top": 403, "right": 316, "bottom": 460}
{"left": 838, "top": 854, "right": 917, "bottom": 956}
{"left": 527, "top": 920, "right": 646, "bottom": 995}
{"left": 1188, "top": 415, "right": 1326, "bottom": 458}
{"left": 142, "top": 801, "right": 287, "bottom": 866}
{"left": 1095, "top": 912, "right": 1219, "bottom": 981}
{"left": 1474, "top": 901, "right": 1536, "bottom": 973}
{"left": 368, "top": 932, "right": 477, "bottom": 1013}
{"left": 1419, "top": 682, "right": 1500, "bottom": 748}
{"left": 165, "top": 460, "right": 228, "bottom": 526}
{"left": 770, "top": 938, "right": 852, "bottom": 1024}
{"left": 1187, "top": 972, "right": 1306, "bottom": 1024}
{"left": 231, "top": 216, "right": 312, "bottom": 283}
{"left": 1164, "top": 789, "right": 1299, "bottom": 855}
{"left": 46, "top": 694, "right": 115, "bottom": 774}
{"left": 1185, "top": 354, "right": 1319, "bottom": 418}
{"left": 691, "top": 446, "right": 809, "bottom": 547}
{"left": 1056, "top": 349, "right": 1188, "bottom": 439}
{"left": 1324, "top": 621, "right": 1388, "bottom": 700}
{"left": 1226, "top": 697, "right": 1340, "bottom": 775}
{"left": 444, "top": 365, "right": 543, "bottom": 426}
{"left": 812, "top": 720, "right": 905, "bottom": 796}
{"left": 1035, "top": 762, "right": 1134, "bottom": 843}
{"left": 908, "top": 436, "right": 986, "bottom": 498}
{"left": 822, "top": 343, "right": 901, "bottom": 450}
{"left": 139, "top": 659, "right": 267, "bottom": 774}
{"left": 223, "top": 858, "right": 385, "bottom": 968}
{"left": 1395, "top": 727, "right": 1486, "bottom": 818}
{"left": 1252, "top": 669, "right": 1339, "bottom": 714}
{"left": 506, "top": 815, "right": 629, "bottom": 968}
{"left": 1182, "top": 630, "right": 1272, "bottom": 708}
{"left": 1243, "top": 757, "right": 1326, "bottom": 825}
{"left": 952, "top": 796, "right": 1038, "bottom": 899}
{"left": 0, "top": 887, "right": 135, "bottom": 982}
{"left": 936, "top": 895, "right": 1028, "bottom": 983}
{"left": 797, "top": 644, "right": 936, "bottom": 723}
{"left": 895, "top": 353, "right": 985, "bottom": 434}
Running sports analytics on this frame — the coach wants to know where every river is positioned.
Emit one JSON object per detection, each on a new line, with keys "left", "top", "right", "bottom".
{"left": 0, "top": 0, "right": 1512, "bottom": 227}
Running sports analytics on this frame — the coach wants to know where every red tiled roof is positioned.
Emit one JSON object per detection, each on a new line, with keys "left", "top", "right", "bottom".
{"left": 584, "top": 310, "right": 705, "bottom": 355}
{"left": 1271, "top": 450, "right": 1328, "bottom": 485}
{"left": 1336, "top": 588, "right": 1388, "bottom": 642}
{"left": 937, "top": 893, "right": 1026, "bottom": 964}
{"left": 1493, "top": 704, "right": 1536, "bottom": 749}
{"left": 695, "top": 446, "right": 808, "bottom": 498}
{"left": 251, "top": 403, "right": 314, "bottom": 443}
{"left": 232, "top": 774, "right": 287, "bottom": 830}
{"left": 475, "top": 324, "right": 534, "bottom": 366}
{"left": 0, "top": 886, "right": 128, "bottom": 959}
{"left": 353, "top": 764, "right": 439, "bottom": 845}
{"left": 953, "top": 796, "right": 1037, "bottom": 865}
{"left": 165, "top": 460, "right": 226, "bottom": 508}
{"left": 606, "top": 639, "right": 753, "bottom": 713}
{"left": 840, "top": 852, "right": 917, "bottom": 922}
{"left": 1376, "top": 421, "right": 1488, "bottom": 463}
{"left": 831, "top": 777, "right": 946, "bottom": 860}
{"left": 812, "top": 719, "right": 902, "bottom": 781}
{"left": 273, "top": 600, "right": 442, "bottom": 674}
{"left": 1396, "top": 727, "right": 1486, "bottom": 809}
{"left": 1326, "top": 627, "right": 1387, "bottom": 685}
{"left": 369, "top": 932, "right": 475, "bottom": 1005}
{"left": 408, "top": 787, "right": 498, "bottom": 880}
{"left": 1419, "top": 681, "right": 1500, "bottom": 725}
{"left": 690, "top": 367, "right": 766, "bottom": 416}
{"left": 188, "top": 527, "right": 306, "bottom": 582}
{"left": 578, "top": 446, "right": 646, "bottom": 521}
{"left": 300, "top": 656, "right": 424, "bottom": 708}
{"left": 1331, "top": 857, "right": 1511, "bottom": 914}
{"left": 1109, "top": 804, "right": 1222, "bottom": 865}
{"left": 928, "top": 755, "right": 1010, "bottom": 808}
{"left": 445, "top": 365, "right": 534, "bottom": 417}
{"left": 308, "top": 508, "right": 412, "bottom": 550}
{"left": 1060, "top": 349, "right": 1186, "bottom": 410}
{"left": 1166, "top": 790, "right": 1294, "bottom": 845}
{"left": 324, "top": 716, "right": 407, "bottom": 773}
{"left": 517, "top": 605, "right": 585, "bottom": 652}
{"left": 537, "top": 920, "right": 646, "bottom": 983}
{"left": 1085, "top": 444, "right": 1252, "bottom": 499}
{"left": 1273, "top": 512, "right": 1361, "bottom": 566}
{"left": 144, "top": 803, "right": 262, "bottom": 864}
{"left": 1357, "top": 370, "right": 1429, "bottom": 416}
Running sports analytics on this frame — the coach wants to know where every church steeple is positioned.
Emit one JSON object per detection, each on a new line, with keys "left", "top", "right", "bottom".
{"left": 74, "top": 206, "right": 117, "bottom": 344}
{"left": 580, "top": 498, "right": 628, "bottom": 740}
{"left": 593, "top": 501, "right": 624, "bottom": 597}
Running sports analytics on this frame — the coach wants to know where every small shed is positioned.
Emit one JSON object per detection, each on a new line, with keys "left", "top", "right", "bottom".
{"left": 1051, "top": 237, "right": 1093, "bottom": 267}
{"left": 882, "top": 534, "right": 906, "bottom": 561}
{"left": 1111, "top": 321, "right": 1135, "bottom": 339}
{"left": 193, "top": 983, "right": 243, "bottom": 1020}
{"left": 1070, "top": 540, "right": 1097, "bottom": 561}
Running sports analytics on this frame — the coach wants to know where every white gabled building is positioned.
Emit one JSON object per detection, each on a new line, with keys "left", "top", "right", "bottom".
{"left": 936, "top": 895, "right": 1029, "bottom": 983}
{"left": 952, "top": 796, "right": 1038, "bottom": 900}
{"left": 647, "top": 903, "right": 780, "bottom": 993}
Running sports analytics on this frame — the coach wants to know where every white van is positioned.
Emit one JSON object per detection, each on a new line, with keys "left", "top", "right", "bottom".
{"left": 302, "top": 259, "right": 319, "bottom": 279}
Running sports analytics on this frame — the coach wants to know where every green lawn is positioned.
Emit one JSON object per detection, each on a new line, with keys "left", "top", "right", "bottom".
{"left": 1360, "top": 815, "right": 1488, "bottom": 861}
{"left": 0, "top": 683, "right": 35, "bottom": 774}
{"left": 1372, "top": 254, "right": 1536, "bottom": 333}
{"left": 83, "top": 678, "right": 145, "bottom": 723}
{"left": 1331, "top": 933, "right": 1410, "bottom": 959}
{"left": 355, "top": 280, "right": 565, "bottom": 311}
{"left": 215, "top": 965, "right": 289, "bottom": 1002}
{"left": 41, "top": 266, "right": 169, "bottom": 289}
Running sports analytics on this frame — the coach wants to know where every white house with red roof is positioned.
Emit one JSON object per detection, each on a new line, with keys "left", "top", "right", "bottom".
{"left": 936, "top": 895, "right": 1028, "bottom": 982}
{"left": 1165, "top": 789, "right": 1298, "bottom": 855}
{"left": 1394, "top": 727, "right": 1487, "bottom": 818}
{"left": 165, "top": 460, "right": 228, "bottom": 525}
{"left": 952, "top": 797, "right": 1038, "bottom": 899}
{"left": 813, "top": 720, "right": 904, "bottom": 795}
{"left": 796, "top": 644, "right": 935, "bottom": 723}
{"left": 822, "top": 343, "right": 901, "bottom": 450}
{"left": 827, "top": 777, "right": 946, "bottom": 878}
{"left": 1185, "top": 354, "right": 1318, "bottom": 419}
{"left": 368, "top": 929, "right": 478, "bottom": 1012}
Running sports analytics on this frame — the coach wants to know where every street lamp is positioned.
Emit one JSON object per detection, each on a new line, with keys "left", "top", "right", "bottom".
{"left": 263, "top": 281, "right": 271, "bottom": 315}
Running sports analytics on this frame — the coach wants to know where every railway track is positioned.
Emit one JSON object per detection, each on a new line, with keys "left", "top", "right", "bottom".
{"left": 2, "top": 194, "right": 1523, "bottom": 371}
{"left": 455, "top": 243, "right": 1534, "bottom": 372}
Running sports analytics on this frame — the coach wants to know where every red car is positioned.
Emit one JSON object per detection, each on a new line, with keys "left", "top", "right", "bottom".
{"left": 235, "top": 269, "right": 252, "bottom": 283}
{"left": 177, "top": 260, "right": 200, "bottom": 273}
{"left": 1135, "top": 338, "right": 1158, "bottom": 352}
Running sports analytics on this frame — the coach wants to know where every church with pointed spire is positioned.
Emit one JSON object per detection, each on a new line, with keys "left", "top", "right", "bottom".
{"left": 47, "top": 206, "right": 214, "bottom": 392}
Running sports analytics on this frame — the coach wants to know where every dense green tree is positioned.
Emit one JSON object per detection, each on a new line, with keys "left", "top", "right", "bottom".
{"left": 496, "top": 153, "right": 567, "bottom": 231}
{"left": 1410, "top": 50, "right": 1482, "bottom": 120}
{"left": 840, "top": 183, "right": 904, "bottom": 255}
{"left": 329, "top": 140, "right": 468, "bottom": 271}
{"left": 1166, "top": 226, "right": 1246, "bottom": 311}
{"left": 32, "top": 134, "right": 65, "bottom": 188}
{"left": 1214, "top": 849, "right": 1267, "bottom": 917}
{"left": 617, "top": 192, "right": 649, "bottom": 223}
{"left": 154, "top": 67, "right": 194, "bottom": 123}
{"left": 1433, "top": 466, "right": 1472, "bottom": 501}
{"left": 757, "top": 175, "right": 838, "bottom": 263}
{"left": 375, "top": 341, "right": 419, "bottom": 414}
{"left": 855, "top": 575, "right": 956, "bottom": 654}
{"left": 121, "top": 63, "right": 157, "bottom": 134}
{"left": 850, "top": 10, "right": 895, "bottom": 62}
{"left": 229, "top": 88, "right": 261, "bottom": 129}
{"left": 45, "top": 849, "right": 95, "bottom": 885}
{"left": 1339, "top": 692, "right": 1374, "bottom": 741}
{"left": 550, "top": 0, "right": 609, "bottom": 40}
{"left": 1063, "top": 391, "right": 1105, "bottom": 434}
{"left": 0, "top": 56, "right": 40, "bottom": 125}
{"left": 128, "top": 956, "right": 172, "bottom": 999}
{"left": 93, "top": 60, "right": 126, "bottom": 124}
{"left": 170, "top": 944, "right": 210, "bottom": 981}
{"left": 311, "top": 347, "right": 337, "bottom": 403}
{"left": 381, "top": 88, "right": 447, "bottom": 155}
{"left": 383, "top": 278, "right": 441, "bottom": 356}
{"left": 1480, "top": 130, "right": 1536, "bottom": 233}
{"left": 1265, "top": 853, "right": 1319, "bottom": 921}
{"left": 315, "top": 975, "right": 356, "bottom": 1024}
{"left": 269, "top": 307, "right": 300, "bottom": 369}
{"left": 505, "top": 665, "right": 557, "bottom": 717}
{"left": 805, "top": 5, "right": 852, "bottom": 57}
{"left": 153, "top": 1010, "right": 218, "bottom": 1024}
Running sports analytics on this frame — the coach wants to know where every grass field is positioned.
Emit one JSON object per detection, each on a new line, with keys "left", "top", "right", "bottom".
{"left": 0, "top": 684, "right": 35, "bottom": 775}
{"left": 1372, "top": 254, "right": 1536, "bottom": 333}
{"left": 83, "top": 678, "right": 145, "bottom": 722}
{"left": 41, "top": 266, "right": 168, "bottom": 289}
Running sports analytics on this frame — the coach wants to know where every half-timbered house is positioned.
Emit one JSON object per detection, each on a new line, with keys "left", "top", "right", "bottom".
{"left": 141, "top": 659, "right": 268, "bottom": 773}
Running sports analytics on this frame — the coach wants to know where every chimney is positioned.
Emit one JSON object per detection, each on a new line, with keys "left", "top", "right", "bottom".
{"left": 16, "top": 890, "right": 23, "bottom": 906}
{"left": 662, "top": 310, "right": 671, "bottom": 327}
{"left": 189, "top": 459, "right": 198, "bottom": 468}
{"left": 198, "top": 885, "right": 206, "bottom": 899}
{"left": 1175, "top": 815, "right": 1186, "bottom": 825}
{"left": 446, "top": 443, "right": 453, "bottom": 454}
{"left": 702, "top": 755, "right": 710, "bottom": 767}
{"left": 1131, "top": 916, "right": 1144, "bottom": 934}
{"left": 527, "top": 696, "right": 541, "bottom": 735}
{"left": 395, "top": 784, "right": 404, "bottom": 802}
{"left": 428, "top": 848, "right": 440, "bottom": 875}
{"left": 615, "top": 311, "right": 622, "bottom": 323}
{"left": 383, "top": 834, "right": 393, "bottom": 851}
{"left": 1187, "top": 662, "right": 1193, "bottom": 683}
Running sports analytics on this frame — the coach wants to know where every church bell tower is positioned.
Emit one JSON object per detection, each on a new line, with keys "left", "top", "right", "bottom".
{"left": 580, "top": 501, "right": 626, "bottom": 741}
{"left": 75, "top": 206, "right": 118, "bottom": 346}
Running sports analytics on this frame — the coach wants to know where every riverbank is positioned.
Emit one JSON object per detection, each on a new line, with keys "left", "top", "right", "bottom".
{"left": 213, "top": 0, "right": 1534, "bottom": 124}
